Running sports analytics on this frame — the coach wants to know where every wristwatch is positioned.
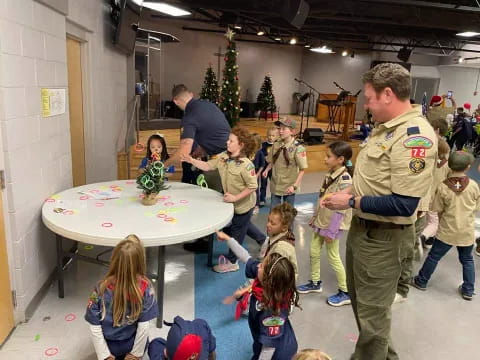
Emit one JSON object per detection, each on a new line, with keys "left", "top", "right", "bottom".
{"left": 348, "top": 196, "right": 356, "bottom": 208}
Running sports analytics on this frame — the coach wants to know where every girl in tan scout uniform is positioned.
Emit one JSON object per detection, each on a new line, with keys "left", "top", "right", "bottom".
{"left": 181, "top": 127, "right": 266, "bottom": 273}
{"left": 413, "top": 151, "right": 480, "bottom": 300}
{"left": 297, "top": 142, "right": 353, "bottom": 307}
{"left": 262, "top": 117, "right": 308, "bottom": 209}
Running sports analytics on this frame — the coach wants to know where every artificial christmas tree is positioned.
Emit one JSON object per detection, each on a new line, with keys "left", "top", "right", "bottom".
{"left": 256, "top": 75, "right": 277, "bottom": 120}
{"left": 136, "top": 161, "right": 169, "bottom": 205}
{"left": 219, "top": 28, "right": 241, "bottom": 127}
{"left": 200, "top": 65, "right": 219, "bottom": 105}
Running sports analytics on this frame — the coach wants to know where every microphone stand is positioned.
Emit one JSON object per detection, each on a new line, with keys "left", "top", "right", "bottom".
{"left": 295, "top": 78, "right": 322, "bottom": 141}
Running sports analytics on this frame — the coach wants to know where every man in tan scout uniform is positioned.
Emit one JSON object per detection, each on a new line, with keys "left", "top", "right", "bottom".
{"left": 263, "top": 117, "right": 308, "bottom": 209}
{"left": 324, "top": 63, "right": 437, "bottom": 360}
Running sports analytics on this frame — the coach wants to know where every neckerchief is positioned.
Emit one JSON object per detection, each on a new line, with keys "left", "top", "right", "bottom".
{"left": 444, "top": 176, "right": 469, "bottom": 193}
{"left": 319, "top": 167, "right": 347, "bottom": 197}
{"left": 272, "top": 145, "right": 290, "bottom": 166}
{"left": 437, "top": 158, "right": 448, "bottom": 168}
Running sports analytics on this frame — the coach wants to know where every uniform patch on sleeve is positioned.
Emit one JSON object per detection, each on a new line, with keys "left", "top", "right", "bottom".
{"left": 409, "top": 158, "right": 426, "bottom": 174}
{"left": 407, "top": 126, "right": 420, "bottom": 135}
{"left": 342, "top": 175, "right": 350, "bottom": 180}
{"left": 385, "top": 131, "right": 395, "bottom": 140}
{"left": 296, "top": 145, "right": 306, "bottom": 157}
{"left": 262, "top": 316, "right": 285, "bottom": 326}
{"left": 87, "top": 289, "right": 99, "bottom": 308}
{"left": 403, "top": 136, "right": 433, "bottom": 149}
{"left": 339, "top": 183, "right": 350, "bottom": 190}
{"left": 246, "top": 163, "right": 255, "bottom": 171}
{"left": 267, "top": 326, "right": 281, "bottom": 336}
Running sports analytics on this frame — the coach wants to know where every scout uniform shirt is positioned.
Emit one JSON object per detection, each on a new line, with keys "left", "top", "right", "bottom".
{"left": 266, "top": 138, "right": 308, "bottom": 196}
{"left": 85, "top": 278, "right": 158, "bottom": 355}
{"left": 207, "top": 152, "right": 258, "bottom": 214}
{"left": 353, "top": 107, "right": 438, "bottom": 224}
{"left": 429, "top": 160, "right": 450, "bottom": 204}
{"left": 245, "top": 258, "right": 298, "bottom": 360}
{"left": 426, "top": 105, "right": 455, "bottom": 123}
{"left": 313, "top": 166, "right": 353, "bottom": 231}
{"left": 432, "top": 176, "right": 480, "bottom": 247}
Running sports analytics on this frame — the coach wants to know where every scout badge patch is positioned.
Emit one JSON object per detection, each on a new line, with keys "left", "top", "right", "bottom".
{"left": 246, "top": 163, "right": 256, "bottom": 176}
{"left": 296, "top": 145, "right": 307, "bottom": 157}
{"left": 403, "top": 136, "right": 433, "bottom": 149}
{"left": 409, "top": 158, "right": 426, "bottom": 174}
{"left": 406, "top": 135, "right": 432, "bottom": 173}
{"left": 263, "top": 316, "right": 285, "bottom": 337}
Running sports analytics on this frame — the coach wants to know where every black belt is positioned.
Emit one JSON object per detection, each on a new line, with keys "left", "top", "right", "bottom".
{"left": 357, "top": 218, "right": 411, "bottom": 230}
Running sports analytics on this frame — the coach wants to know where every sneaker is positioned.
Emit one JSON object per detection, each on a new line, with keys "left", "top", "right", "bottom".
{"left": 410, "top": 276, "right": 427, "bottom": 291}
{"left": 297, "top": 280, "right": 323, "bottom": 294}
{"left": 183, "top": 238, "right": 209, "bottom": 253}
{"left": 424, "top": 236, "right": 435, "bottom": 249}
{"left": 213, "top": 256, "right": 239, "bottom": 273}
{"left": 327, "top": 290, "right": 351, "bottom": 306}
{"left": 259, "top": 201, "right": 266, "bottom": 207}
{"left": 458, "top": 285, "right": 474, "bottom": 301}
{"left": 393, "top": 293, "right": 407, "bottom": 304}
{"left": 475, "top": 238, "right": 480, "bottom": 257}
{"left": 253, "top": 206, "right": 259, "bottom": 215}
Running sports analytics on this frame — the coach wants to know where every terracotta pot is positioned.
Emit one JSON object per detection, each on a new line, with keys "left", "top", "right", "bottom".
{"left": 141, "top": 193, "right": 158, "bottom": 206}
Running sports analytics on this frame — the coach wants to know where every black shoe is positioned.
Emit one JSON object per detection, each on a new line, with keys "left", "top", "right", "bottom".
{"left": 183, "top": 239, "right": 209, "bottom": 253}
{"left": 424, "top": 236, "right": 435, "bottom": 248}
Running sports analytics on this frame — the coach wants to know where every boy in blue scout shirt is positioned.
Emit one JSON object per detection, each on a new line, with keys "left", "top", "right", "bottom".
{"left": 148, "top": 316, "right": 216, "bottom": 360}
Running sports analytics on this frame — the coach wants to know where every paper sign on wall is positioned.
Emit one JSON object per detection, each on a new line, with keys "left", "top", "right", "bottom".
{"left": 41, "top": 88, "right": 66, "bottom": 117}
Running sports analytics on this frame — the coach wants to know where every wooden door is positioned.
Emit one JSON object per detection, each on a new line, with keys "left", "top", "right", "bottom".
{"left": 0, "top": 188, "right": 15, "bottom": 343}
{"left": 66, "top": 37, "right": 86, "bottom": 186}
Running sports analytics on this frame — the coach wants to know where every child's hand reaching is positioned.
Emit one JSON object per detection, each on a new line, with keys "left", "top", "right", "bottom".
{"left": 216, "top": 230, "right": 230, "bottom": 242}
{"left": 180, "top": 153, "right": 193, "bottom": 163}
{"left": 262, "top": 169, "right": 269, "bottom": 178}
{"left": 223, "top": 193, "right": 237, "bottom": 203}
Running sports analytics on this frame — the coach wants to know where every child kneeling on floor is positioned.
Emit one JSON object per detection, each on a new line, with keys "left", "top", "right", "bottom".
{"left": 297, "top": 141, "right": 353, "bottom": 307}
{"left": 85, "top": 235, "right": 158, "bottom": 360}
{"left": 148, "top": 316, "right": 216, "bottom": 360}
{"left": 412, "top": 151, "right": 480, "bottom": 300}
{"left": 217, "top": 230, "right": 300, "bottom": 360}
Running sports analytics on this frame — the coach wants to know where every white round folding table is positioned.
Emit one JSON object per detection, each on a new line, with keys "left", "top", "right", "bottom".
{"left": 42, "top": 180, "right": 234, "bottom": 326}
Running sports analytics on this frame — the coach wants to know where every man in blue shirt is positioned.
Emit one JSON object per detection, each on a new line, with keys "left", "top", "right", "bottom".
{"left": 165, "top": 85, "right": 231, "bottom": 252}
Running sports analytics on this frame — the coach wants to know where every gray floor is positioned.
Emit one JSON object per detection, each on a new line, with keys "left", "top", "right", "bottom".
{"left": 1, "top": 172, "right": 480, "bottom": 360}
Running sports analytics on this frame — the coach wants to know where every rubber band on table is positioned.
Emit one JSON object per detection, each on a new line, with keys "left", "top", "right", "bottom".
{"left": 45, "top": 198, "right": 56, "bottom": 203}
{"left": 95, "top": 202, "right": 105, "bottom": 207}
{"left": 79, "top": 195, "right": 90, "bottom": 200}
{"left": 44, "top": 348, "right": 59, "bottom": 357}
{"left": 164, "top": 202, "right": 175, "bottom": 206}
{"left": 125, "top": 180, "right": 135, "bottom": 184}
{"left": 62, "top": 210, "right": 74, "bottom": 215}
{"left": 179, "top": 200, "right": 189, "bottom": 204}
{"left": 164, "top": 217, "right": 176, "bottom": 222}
{"left": 102, "top": 222, "right": 113, "bottom": 228}
{"left": 64, "top": 313, "right": 76, "bottom": 322}
{"left": 157, "top": 214, "right": 167, "bottom": 218}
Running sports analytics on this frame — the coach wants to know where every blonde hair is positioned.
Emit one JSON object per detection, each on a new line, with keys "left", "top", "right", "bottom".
{"left": 293, "top": 349, "right": 332, "bottom": 360}
{"left": 99, "top": 234, "right": 149, "bottom": 326}
{"left": 437, "top": 137, "right": 450, "bottom": 160}
{"left": 267, "top": 126, "right": 279, "bottom": 135}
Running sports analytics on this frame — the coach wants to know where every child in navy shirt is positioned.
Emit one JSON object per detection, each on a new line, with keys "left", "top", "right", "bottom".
{"left": 259, "top": 127, "right": 279, "bottom": 206}
{"left": 148, "top": 316, "right": 216, "bottom": 360}
{"left": 85, "top": 235, "right": 158, "bottom": 360}
{"left": 139, "top": 134, "right": 169, "bottom": 169}
{"left": 217, "top": 230, "right": 299, "bottom": 360}
{"left": 252, "top": 133, "right": 266, "bottom": 214}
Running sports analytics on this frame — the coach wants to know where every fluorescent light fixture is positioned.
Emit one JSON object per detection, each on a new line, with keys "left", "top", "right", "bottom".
{"left": 234, "top": 25, "right": 242, "bottom": 29}
{"left": 304, "top": 44, "right": 311, "bottom": 48}
{"left": 143, "top": 2, "right": 191, "bottom": 16}
{"left": 310, "top": 45, "right": 333, "bottom": 54}
{"left": 459, "top": 57, "right": 465, "bottom": 63}
{"left": 274, "top": 37, "right": 282, "bottom": 41}
{"left": 456, "top": 31, "right": 480, "bottom": 37}
{"left": 342, "top": 50, "right": 348, "bottom": 56}
{"left": 289, "top": 38, "right": 297, "bottom": 45}
{"left": 257, "top": 31, "right": 265, "bottom": 36}
{"left": 131, "top": 0, "right": 144, "bottom": 5}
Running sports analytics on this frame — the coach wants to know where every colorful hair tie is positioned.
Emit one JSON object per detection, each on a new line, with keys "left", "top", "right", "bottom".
{"left": 346, "top": 160, "right": 353, "bottom": 167}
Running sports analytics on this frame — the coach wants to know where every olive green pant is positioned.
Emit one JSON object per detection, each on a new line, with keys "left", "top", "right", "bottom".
{"left": 347, "top": 216, "right": 414, "bottom": 360}
{"left": 397, "top": 215, "right": 427, "bottom": 297}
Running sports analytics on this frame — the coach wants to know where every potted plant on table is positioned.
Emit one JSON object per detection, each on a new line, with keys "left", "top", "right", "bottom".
{"left": 136, "top": 160, "right": 169, "bottom": 206}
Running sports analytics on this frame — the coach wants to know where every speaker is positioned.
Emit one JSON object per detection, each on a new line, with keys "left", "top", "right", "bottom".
{"left": 303, "top": 128, "right": 324, "bottom": 145}
{"left": 240, "top": 102, "right": 256, "bottom": 117}
{"left": 282, "top": 0, "right": 310, "bottom": 29}
{"left": 397, "top": 47, "right": 412, "bottom": 62}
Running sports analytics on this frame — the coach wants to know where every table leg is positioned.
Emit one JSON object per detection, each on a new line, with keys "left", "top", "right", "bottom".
{"left": 56, "top": 235, "right": 64, "bottom": 298}
{"left": 207, "top": 234, "right": 214, "bottom": 267}
{"left": 156, "top": 245, "right": 165, "bottom": 328}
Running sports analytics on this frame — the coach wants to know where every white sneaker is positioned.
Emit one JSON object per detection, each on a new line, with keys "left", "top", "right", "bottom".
{"left": 393, "top": 293, "right": 407, "bottom": 304}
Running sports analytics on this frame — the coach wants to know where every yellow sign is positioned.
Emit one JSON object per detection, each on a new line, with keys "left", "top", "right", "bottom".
{"left": 41, "top": 88, "right": 66, "bottom": 117}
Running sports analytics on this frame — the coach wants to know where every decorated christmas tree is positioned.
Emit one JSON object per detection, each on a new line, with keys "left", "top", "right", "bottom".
{"left": 219, "top": 29, "right": 241, "bottom": 127}
{"left": 200, "top": 64, "right": 219, "bottom": 105}
{"left": 256, "top": 75, "right": 277, "bottom": 120}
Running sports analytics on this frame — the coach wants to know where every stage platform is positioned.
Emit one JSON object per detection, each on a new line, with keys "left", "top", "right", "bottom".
{"left": 131, "top": 116, "right": 362, "bottom": 175}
